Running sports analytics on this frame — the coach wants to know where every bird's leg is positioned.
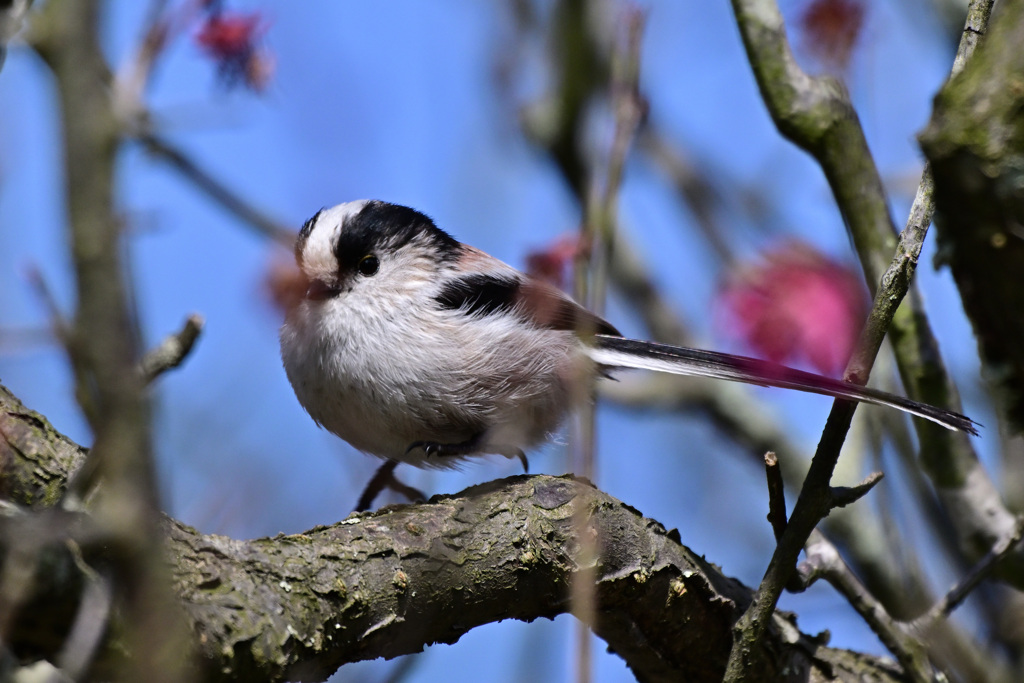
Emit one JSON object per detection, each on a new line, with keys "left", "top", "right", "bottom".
{"left": 354, "top": 459, "right": 426, "bottom": 512}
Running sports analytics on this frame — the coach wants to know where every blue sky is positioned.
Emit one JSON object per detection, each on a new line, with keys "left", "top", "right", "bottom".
{"left": 0, "top": 1, "right": 990, "bottom": 680}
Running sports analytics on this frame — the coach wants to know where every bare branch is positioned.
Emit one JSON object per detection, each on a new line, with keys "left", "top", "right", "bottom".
{"left": 0, "top": 386, "right": 87, "bottom": 509}
{"left": 138, "top": 314, "right": 204, "bottom": 385}
{"left": 31, "top": 1, "right": 196, "bottom": 679}
{"left": 829, "top": 471, "right": 884, "bottom": 509}
{"left": 570, "top": 13, "right": 648, "bottom": 679}
{"left": 763, "top": 452, "right": 787, "bottom": 543}
{"left": 724, "top": 0, "right": 999, "bottom": 677}
{"left": 57, "top": 567, "right": 113, "bottom": 679}
{"left": 798, "top": 531, "right": 940, "bottom": 683}
{"left": 580, "top": 5, "right": 647, "bottom": 314}
{"left": 136, "top": 131, "right": 294, "bottom": 246}
{"left": 910, "top": 517, "right": 1024, "bottom": 633}
{"left": 920, "top": 0, "right": 1024, "bottom": 432}
{"left": 113, "top": 0, "right": 172, "bottom": 115}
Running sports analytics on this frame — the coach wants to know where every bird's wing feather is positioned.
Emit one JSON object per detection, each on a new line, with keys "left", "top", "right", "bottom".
{"left": 438, "top": 247, "right": 620, "bottom": 335}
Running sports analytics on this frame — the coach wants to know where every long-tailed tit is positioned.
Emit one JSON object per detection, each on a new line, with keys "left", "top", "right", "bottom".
{"left": 280, "top": 200, "right": 976, "bottom": 475}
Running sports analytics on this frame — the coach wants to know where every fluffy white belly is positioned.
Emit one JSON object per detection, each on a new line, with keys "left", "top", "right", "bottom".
{"left": 281, "top": 298, "right": 580, "bottom": 466}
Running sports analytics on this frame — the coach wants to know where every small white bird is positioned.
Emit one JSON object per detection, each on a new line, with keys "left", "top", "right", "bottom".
{"left": 280, "top": 200, "right": 976, "bottom": 484}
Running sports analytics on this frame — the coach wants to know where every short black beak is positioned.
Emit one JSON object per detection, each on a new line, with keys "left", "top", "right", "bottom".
{"left": 305, "top": 279, "right": 342, "bottom": 301}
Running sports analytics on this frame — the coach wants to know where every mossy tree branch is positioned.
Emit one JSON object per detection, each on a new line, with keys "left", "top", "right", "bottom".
{"left": 921, "top": 0, "right": 1024, "bottom": 433}
{"left": 0, "top": 382, "right": 906, "bottom": 683}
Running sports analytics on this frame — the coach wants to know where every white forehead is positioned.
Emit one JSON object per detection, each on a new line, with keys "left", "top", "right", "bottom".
{"left": 302, "top": 200, "right": 370, "bottom": 268}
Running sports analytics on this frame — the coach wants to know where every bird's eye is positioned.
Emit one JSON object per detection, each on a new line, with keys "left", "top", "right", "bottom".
{"left": 357, "top": 254, "right": 380, "bottom": 277}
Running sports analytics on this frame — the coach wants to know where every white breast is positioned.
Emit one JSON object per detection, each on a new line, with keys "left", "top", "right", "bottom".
{"left": 281, "top": 277, "right": 584, "bottom": 467}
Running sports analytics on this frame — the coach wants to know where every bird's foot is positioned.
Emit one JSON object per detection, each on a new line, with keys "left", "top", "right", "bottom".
{"left": 406, "top": 435, "right": 482, "bottom": 460}
{"left": 512, "top": 450, "right": 529, "bottom": 473}
{"left": 354, "top": 460, "right": 426, "bottom": 512}
{"left": 405, "top": 437, "right": 528, "bottom": 472}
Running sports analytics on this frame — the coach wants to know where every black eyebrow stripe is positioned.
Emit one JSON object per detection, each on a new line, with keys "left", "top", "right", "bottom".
{"left": 295, "top": 208, "right": 325, "bottom": 265}
{"left": 435, "top": 274, "right": 521, "bottom": 318}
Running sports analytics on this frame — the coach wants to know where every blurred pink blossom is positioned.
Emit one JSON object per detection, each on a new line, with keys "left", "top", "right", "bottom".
{"left": 264, "top": 254, "right": 306, "bottom": 317}
{"left": 195, "top": 11, "right": 274, "bottom": 91}
{"left": 525, "top": 233, "right": 590, "bottom": 290}
{"left": 719, "top": 242, "right": 867, "bottom": 376}
{"left": 799, "top": 0, "right": 866, "bottom": 71}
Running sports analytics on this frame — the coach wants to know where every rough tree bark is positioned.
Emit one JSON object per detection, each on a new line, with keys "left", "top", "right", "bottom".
{"left": 920, "top": 0, "right": 1024, "bottom": 433}
{"left": 0, "top": 381, "right": 908, "bottom": 682}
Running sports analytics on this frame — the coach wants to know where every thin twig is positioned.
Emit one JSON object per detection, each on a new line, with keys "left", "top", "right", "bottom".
{"left": 26, "top": 264, "right": 102, "bottom": 425}
{"left": 138, "top": 314, "right": 204, "bottom": 384}
{"left": 829, "top": 471, "right": 884, "bottom": 509}
{"left": 580, "top": 7, "right": 647, "bottom": 318}
{"left": 112, "top": 0, "right": 172, "bottom": 119}
{"left": 951, "top": 0, "right": 995, "bottom": 77}
{"left": 909, "top": 517, "right": 1024, "bottom": 633}
{"left": 571, "top": 12, "right": 647, "bottom": 683}
{"left": 24, "top": 265, "right": 71, "bottom": 345}
{"left": 799, "top": 530, "right": 937, "bottom": 683}
{"left": 0, "top": 0, "right": 30, "bottom": 74}
{"left": 636, "top": 128, "right": 737, "bottom": 266}
{"left": 0, "top": 326, "right": 53, "bottom": 352}
{"left": 763, "top": 452, "right": 787, "bottom": 542}
{"left": 137, "top": 131, "right": 294, "bottom": 245}
{"left": 606, "top": 228, "right": 694, "bottom": 345}
{"left": 723, "top": 0, "right": 998, "bottom": 677}
{"left": 798, "top": 518, "right": 1024, "bottom": 682}
{"left": 725, "top": 0, "right": 894, "bottom": 661}
{"left": 57, "top": 566, "right": 113, "bottom": 680}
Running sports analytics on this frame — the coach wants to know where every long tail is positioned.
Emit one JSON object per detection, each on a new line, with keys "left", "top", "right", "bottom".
{"left": 588, "top": 335, "right": 978, "bottom": 435}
